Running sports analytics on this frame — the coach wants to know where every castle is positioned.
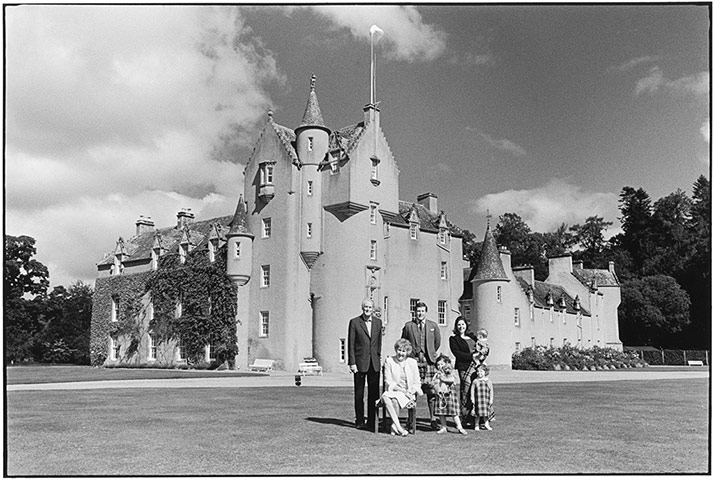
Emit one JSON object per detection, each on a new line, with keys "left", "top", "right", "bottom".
{"left": 90, "top": 75, "right": 622, "bottom": 371}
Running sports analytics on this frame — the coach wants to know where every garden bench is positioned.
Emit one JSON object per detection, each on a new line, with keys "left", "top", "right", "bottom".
{"left": 297, "top": 358, "right": 323, "bottom": 375}
{"left": 249, "top": 358, "right": 275, "bottom": 372}
{"left": 687, "top": 360, "right": 704, "bottom": 366}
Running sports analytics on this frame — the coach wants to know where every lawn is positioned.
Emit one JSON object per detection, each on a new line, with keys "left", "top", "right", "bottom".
{"left": 5, "top": 378, "right": 709, "bottom": 475}
{"left": 5, "top": 365, "right": 261, "bottom": 384}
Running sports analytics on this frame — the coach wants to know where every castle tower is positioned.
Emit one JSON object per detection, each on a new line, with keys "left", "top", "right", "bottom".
{"left": 471, "top": 224, "right": 512, "bottom": 368}
{"left": 295, "top": 74, "right": 330, "bottom": 269}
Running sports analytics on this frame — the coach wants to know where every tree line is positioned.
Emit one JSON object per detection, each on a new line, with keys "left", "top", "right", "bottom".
{"left": 462, "top": 175, "right": 710, "bottom": 350}
{"left": 5, "top": 235, "right": 93, "bottom": 364}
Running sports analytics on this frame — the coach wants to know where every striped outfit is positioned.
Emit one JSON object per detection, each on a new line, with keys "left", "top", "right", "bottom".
{"left": 473, "top": 377, "right": 492, "bottom": 417}
{"left": 432, "top": 372, "right": 460, "bottom": 416}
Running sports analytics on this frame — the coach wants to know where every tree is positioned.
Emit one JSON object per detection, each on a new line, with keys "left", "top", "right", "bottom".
{"left": 618, "top": 275, "right": 691, "bottom": 347}
{"left": 616, "top": 187, "right": 653, "bottom": 271}
{"left": 37, "top": 282, "right": 93, "bottom": 364}
{"left": 569, "top": 216, "right": 613, "bottom": 267}
{"left": 460, "top": 229, "right": 481, "bottom": 268}
{"left": 4, "top": 235, "right": 50, "bottom": 362}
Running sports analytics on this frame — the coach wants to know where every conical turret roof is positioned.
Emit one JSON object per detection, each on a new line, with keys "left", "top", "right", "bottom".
{"left": 227, "top": 195, "right": 252, "bottom": 237}
{"left": 297, "top": 74, "right": 330, "bottom": 134}
{"left": 473, "top": 225, "right": 509, "bottom": 282}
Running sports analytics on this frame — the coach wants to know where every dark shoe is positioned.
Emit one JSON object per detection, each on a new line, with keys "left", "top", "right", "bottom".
{"left": 430, "top": 420, "right": 440, "bottom": 431}
{"left": 356, "top": 423, "right": 371, "bottom": 431}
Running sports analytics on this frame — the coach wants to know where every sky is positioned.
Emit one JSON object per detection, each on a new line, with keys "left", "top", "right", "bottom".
{"left": 5, "top": 4, "right": 710, "bottom": 289}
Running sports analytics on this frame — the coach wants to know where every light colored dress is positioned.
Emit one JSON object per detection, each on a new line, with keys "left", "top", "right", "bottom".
{"left": 382, "top": 355, "right": 422, "bottom": 408}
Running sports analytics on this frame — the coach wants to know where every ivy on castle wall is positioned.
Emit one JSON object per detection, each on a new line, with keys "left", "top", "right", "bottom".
{"left": 90, "top": 245, "right": 238, "bottom": 367}
{"left": 146, "top": 246, "right": 238, "bottom": 366}
{"left": 90, "top": 271, "right": 151, "bottom": 366}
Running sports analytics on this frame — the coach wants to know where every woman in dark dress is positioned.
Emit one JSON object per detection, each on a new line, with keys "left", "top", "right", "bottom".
{"left": 449, "top": 316, "right": 476, "bottom": 426}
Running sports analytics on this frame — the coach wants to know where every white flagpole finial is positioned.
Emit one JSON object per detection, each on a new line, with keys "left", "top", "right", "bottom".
{"left": 370, "top": 25, "right": 384, "bottom": 38}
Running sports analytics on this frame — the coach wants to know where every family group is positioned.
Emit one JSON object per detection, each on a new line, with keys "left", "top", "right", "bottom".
{"left": 347, "top": 299, "right": 494, "bottom": 437}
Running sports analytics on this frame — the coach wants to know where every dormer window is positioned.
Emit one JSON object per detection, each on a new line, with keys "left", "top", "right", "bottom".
{"left": 179, "top": 243, "right": 187, "bottom": 264}
{"left": 261, "top": 164, "right": 274, "bottom": 185}
{"left": 113, "top": 256, "right": 123, "bottom": 276}
{"left": 208, "top": 239, "right": 218, "bottom": 263}
{"left": 410, "top": 224, "right": 418, "bottom": 240}
{"left": 438, "top": 230, "right": 447, "bottom": 244}
{"left": 330, "top": 162, "right": 339, "bottom": 175}
{"left": 151, "top": 248, "right": 160, "bottom": 270}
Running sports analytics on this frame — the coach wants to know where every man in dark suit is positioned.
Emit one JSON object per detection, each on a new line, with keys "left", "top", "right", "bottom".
{"left": 401, "top": 301, "right": 441, "bottom": 430}
{"left": 348, "top": 298, "right": 382, "bottom": 430}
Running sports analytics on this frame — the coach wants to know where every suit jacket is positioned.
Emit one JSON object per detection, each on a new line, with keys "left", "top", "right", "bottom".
{"left": 401, "top": 319, "right": 441, "bottom": 364}
{"left": 347, "top": 314, "right": 382, "bottom": 372}
{"left": 449, "top": 334, "right": 476, "bottom": 372}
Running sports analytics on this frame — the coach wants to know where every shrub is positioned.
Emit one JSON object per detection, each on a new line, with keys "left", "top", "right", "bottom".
{"left": 512, "top": 345, "right": 649, "bottom": 370}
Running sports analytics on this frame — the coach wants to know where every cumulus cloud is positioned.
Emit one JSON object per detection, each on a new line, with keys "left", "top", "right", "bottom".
{"left": 466, "top": 127, "right": 526, "bottom": 157}
{"left": 5, "top": 6, "right": 283, "bottom": 286}
{"left": 310, "top": 5, "right": 447, "bottom": 62}
{"left": 469, "top": 179, "right": 621, "bottom": 237}
{"left": 634, "top": 66, "right": 709, "bottom": 97}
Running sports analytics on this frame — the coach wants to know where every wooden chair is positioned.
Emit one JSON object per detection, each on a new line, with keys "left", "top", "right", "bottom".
{"left": 374, "top": 365, "right": 418, "bottom": 434}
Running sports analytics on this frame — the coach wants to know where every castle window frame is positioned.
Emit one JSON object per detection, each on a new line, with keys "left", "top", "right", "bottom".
{"left": 369, "top": 204, "right": 377, "bottom": 224}
{"left": 109, "top": 337, "right": 120, "bottom": 361}
{"left": 370, "top": 157, "right": 379, "bottom": 182}
{"left": 514, "top": 307, "right": 520, "bottom": 327}
{"left": 307, "top": 180, "right": 313, "bottom": 196}
{"left": 463, "top": 303, "right": 472, "bottom": 320}
{"left": 497, "top": 286, "right": 502, "bottom": 303}
{"left": 409, "top": 298, "right": 419, "bottom": 322}
{"left": 260, "top": 164, "right": 275, "bottom": 186}
{"left": 409, "top": 224, "right": 418, "bottom": 240}
{"left": 205, "top": 344, "right": 216, "bottom": 362}
{"left": 148, "top": 333, "right": 157, "bottom": 361}
{"left": 260, "top": 311, "right": 270, "bottom": 337}
{"left": 176, "top": 337, "right": 185, "bottom": 361}
{"left": 261, "top": 265, "right": 271, "bottom": 288}
{"left": 370, "top": 240, "right": 377, "bottom": 260}
{"left": 179, "top": 243, "right": 187, "bottom": 264}
{"left": 339, "top": 338, "right": 346, "bottom": 363}
{"left": 308, "top": 137, "right": 314, "bottom": 152}
{"left": 151, "top": 248, "right": 160, "bottom": 270}
{"left": 307, "top": 223, "right": 313, "bottom": 238}
{"left": 208, "top": 239, "right": 218, "bottom": 263}
{"left": 515, "top": 342, "right": 521, "bottom": 352}
{"left": 262, "top": 218, "right": 272, "bottom": 238}
{"left": 234, "top": 242, "right": 241, "bottom": 259}
{"left": 440, "top": 261, "right": 448, "bottom": 280}
{"left": 383, "top": 221, "right": 390, "bottom": 238}
{"left": 111, "top": 297, "right": 119, "bottom": 323}
{"left": 437, "top": 300, "right": 447, "bottom": 326}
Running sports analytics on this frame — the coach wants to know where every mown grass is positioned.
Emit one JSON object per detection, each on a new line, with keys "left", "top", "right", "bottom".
{"left": 5, "top": 365, "right": 261, "bottom": 384}
{"left": 6, "top": 378, "right": 709, "bottom": 475}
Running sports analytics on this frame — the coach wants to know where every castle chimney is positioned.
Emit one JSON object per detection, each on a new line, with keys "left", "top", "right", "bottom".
{"left": 135, "top": 215, "right": 155, "bottom": 236}
{"left": 417, "top": 193, "right": 438, "bottom": 214}
{"left": 177, "top": 208, "right": 195, "bottom": 229}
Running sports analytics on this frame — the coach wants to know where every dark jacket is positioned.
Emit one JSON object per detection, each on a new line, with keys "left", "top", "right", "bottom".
{"left": 401, "top": 319, "right": 441, "bottom": 364}
{"left": 347, "top": 314, "right": 382, "bottom": 372}
{"left": 449, "top": 334, "right": 476, "bottom": 371}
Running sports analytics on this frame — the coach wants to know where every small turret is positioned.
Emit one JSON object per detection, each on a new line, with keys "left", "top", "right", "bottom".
{"left": 226, "top": 195, "right": 254, "bottom": 286}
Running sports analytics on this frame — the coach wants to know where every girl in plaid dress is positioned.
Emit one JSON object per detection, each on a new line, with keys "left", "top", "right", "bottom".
{"left": 470, "top": 364, "right": 494, "bottom": 430}
{"left": 431, "top": 354, "right": 468, "bottom": 435}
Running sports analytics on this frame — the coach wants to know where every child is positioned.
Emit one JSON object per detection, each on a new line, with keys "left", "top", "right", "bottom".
{"left": 460, "top": 328, "right": 490, "bottom": 427}
{"left": 472, "top": 328, "right": 490, "bottom": 367}
{"left": 431, "top": 354, "right": 468, "bottom": 435}
{"left": 470, "top": 364, "right": 494, "bottom": 431}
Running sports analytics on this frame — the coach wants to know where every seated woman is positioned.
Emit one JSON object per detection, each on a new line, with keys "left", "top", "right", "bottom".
{"left": 381, "top": 338, "right": 423, "bottom": 436}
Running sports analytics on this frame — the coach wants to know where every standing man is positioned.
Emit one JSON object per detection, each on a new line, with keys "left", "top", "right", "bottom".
{"left": 348, "top": 298, "right": 382, "bottom": 430}
{"left": 401, "top": 301, "right": 441, "bottom": 430}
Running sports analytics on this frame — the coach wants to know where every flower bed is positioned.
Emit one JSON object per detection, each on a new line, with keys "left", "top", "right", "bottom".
{"left": 512, "top": 344, "right": 648, "bottom": 370}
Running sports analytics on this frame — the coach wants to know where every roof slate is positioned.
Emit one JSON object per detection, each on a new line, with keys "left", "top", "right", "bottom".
{"left": 572, "top": 267, "right": 619, "bottom": 287}
{"left": 473, "top": 226, "right": 509, "bottom": 281}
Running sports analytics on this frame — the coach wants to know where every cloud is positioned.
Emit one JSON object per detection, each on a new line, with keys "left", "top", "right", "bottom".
{"left": 608, "top": 55, "right": 659, "bottom": 72}
{"left": 469, "top": 179, "right": 621, "bottom": 237}
{"left": 701, "top": 120, "right": 711, "bottom": 143}
{"left": 634, "top": 66, "right": 709, "bottom": 97}
{"left": 5, "top": 6, "right": 282, "bottom": 287}
{"left": 467, "top": 127, "right": 526, "bottom": 157}
{"left": 310, "top": 5, "right": 447, "bottom": 62}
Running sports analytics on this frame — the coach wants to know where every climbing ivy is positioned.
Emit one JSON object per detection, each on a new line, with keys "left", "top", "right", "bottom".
{"left": 146, "top": 245, "right": 238, "bottom": 367}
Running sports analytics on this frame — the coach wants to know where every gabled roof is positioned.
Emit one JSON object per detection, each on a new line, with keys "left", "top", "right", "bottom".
{"left": 329, "top": 122, "right": 367, "bottom": 156}
{"left": 517, "top": 278, "right": 591, "bottom": 316}
{"left": 97, "top": 215, "right": 233, "bottom": 266}
{"left": 393, "top": 201, "right": 463, "bottom": 237}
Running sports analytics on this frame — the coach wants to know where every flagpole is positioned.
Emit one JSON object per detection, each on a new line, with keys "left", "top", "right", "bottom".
{"left": 370, "top": 25, "right": 383, "bottom": 106}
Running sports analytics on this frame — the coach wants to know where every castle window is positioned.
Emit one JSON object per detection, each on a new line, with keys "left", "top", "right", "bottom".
{"left": 208, "top": 239, "right": 216, "bottom": 263}
{"left": 330, "top": 162, "right": 339, "bottom": 175}
{"left": 176, "top": 337, "right": 185, "bottom": 361}
{"left": 179, "top": 243, "right": 187, "bottom": 264}
{"left": 438, "top": 230, "right": 447, "bottom": 244}
{"left": 410, "top": 224, "right": 418, "bottom": 240}
{"left": 148, "top": 333, "right": 157, "bottom": 361}
{"left": 307, "top": 223, "right": 313, "bottom": 238}
{"left": 370, "top": 204, "right": 377, "bottom": 224}
{"left": 262, "top": 218, "right": 272, "bottom": 238}
{"left": 261, "top": 265, "right": 270, "bottom": 287}
{"left": 497, "top": 286, "right": 502, "bottom": 303}
{"left": 260, "top": 164, "right": 274, "bottom": 185}
{"left": 371, "top": 158, "right": 379, "bottom": 181}
{"left": 260, "top": 311, "right": 270, "bottom": 337}
{"left": 383, "top": 221, "right": 390, "bottom": 238}
{"left": 514, "top": 307, "right": 520, "bottom": 327}
{"left": 205, "top": 344, "right": 216, "bottom": 362}
{"left": 563, "top": 311, "right": 567, "bottom": 325}
{"left": 410, "top": 298, "right": 419, "bottom": 322}
{"left": 308, "top": 137, "right": 314, "bottom": 152}
{"left": 370, "top": 240, "right": 377, "bottom": 260}
{"left": 339, "top": 338, "right": 346, "bottom": 363}
{"left": 234, "top": 242, "right": 241, "bottom": 259}
{"left": 109, "top": 337, "right": 120, "bottom": 361}
{"left": 307, "top": 181, "right": 313, "bottom": 196}
{"left": 151, "top": 248, "right": 160, "bottom": 270}
{"left": 515, "top": 342, "right": 521, "bottom": 352}
{"left": 440, "top": 261, "right": 448, "bottom": 280}
{"left": 438, "top": 300, "right": 447, "bottom": 325}
{"left": 111, "top": 297, "right": 119, "bottom": 323}
{"left": 175, "top": 299, "right": 183, "bottom": 318}
{"left": 463, "top": 303, "right": 472, "bottom": 320}
{"left": 383, "top": 296, "right": 389, "bottom": 326}
{"left": 531, "top": 336, "right": 536, "bottom": 348}
{"left": 550, "top": 337, "right": 555, "bottom": 347}
{"left": 596, "top": 315, "right": 600, "bottom": 330}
